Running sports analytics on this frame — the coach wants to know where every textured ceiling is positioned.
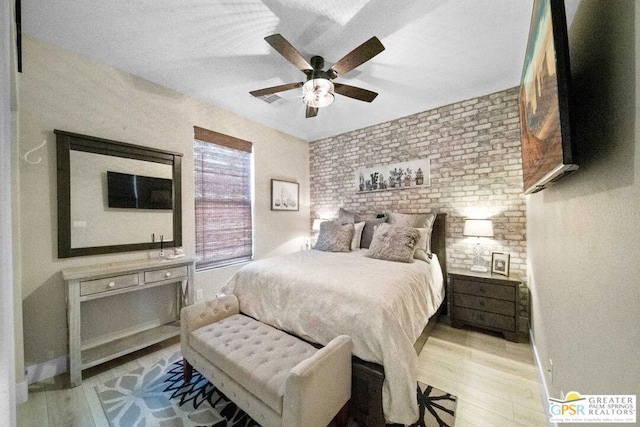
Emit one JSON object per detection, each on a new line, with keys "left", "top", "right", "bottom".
{"left": 21, "top": 0, "right": 580, "bottom": 142}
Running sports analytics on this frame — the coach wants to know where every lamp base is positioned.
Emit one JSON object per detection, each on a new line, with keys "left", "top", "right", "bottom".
{"left": 470, "top": 265, "right": 488, "bottom": 273}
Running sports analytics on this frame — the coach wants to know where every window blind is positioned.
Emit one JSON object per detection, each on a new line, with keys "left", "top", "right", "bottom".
{"left": 194, "top": 127, "right": 253, "bottom": 270}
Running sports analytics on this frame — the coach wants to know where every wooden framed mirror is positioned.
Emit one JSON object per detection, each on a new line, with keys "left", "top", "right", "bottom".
{"left": 56, "top": 130, "right": 183, "bottom": 258}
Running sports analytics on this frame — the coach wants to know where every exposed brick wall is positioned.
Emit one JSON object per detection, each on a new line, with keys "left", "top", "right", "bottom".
{"left": 310, "top": 86, "right": 527, "bottom": 280}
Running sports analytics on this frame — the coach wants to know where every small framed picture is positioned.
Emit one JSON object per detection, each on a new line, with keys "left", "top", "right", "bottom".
{"left": 271, "top": 179, "right": 299, "bottom": 211}
{"left": 491, "top": 252, "right": 510, "bottom": 276}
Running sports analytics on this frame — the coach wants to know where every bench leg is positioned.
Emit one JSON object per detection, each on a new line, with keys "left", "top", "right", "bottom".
{"left": 332, "top": 403, "right": 349, "bottom": 427}
{"left": 183, "top": 359, "right": 193, "bottom": 383}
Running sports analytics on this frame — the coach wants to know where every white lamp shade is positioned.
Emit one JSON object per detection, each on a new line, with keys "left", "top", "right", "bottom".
{"left": 463, "top": 219, "right": 494, "bottom": 238}
{"left": 302, "top": 79, "right": 335, "bottom": 108}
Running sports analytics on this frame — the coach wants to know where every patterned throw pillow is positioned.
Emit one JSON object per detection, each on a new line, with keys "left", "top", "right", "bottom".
{"left": 366, "top": 223, "right": 421, "bottom": 263}
{"left": 313, "top": 221, "right": 354, "bottom": 252}
{"left": 387, "top": 212, "right": 437, "bottom": 258}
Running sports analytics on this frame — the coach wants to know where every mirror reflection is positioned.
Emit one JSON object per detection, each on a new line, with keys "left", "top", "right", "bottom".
{"left": 70, "top": 151, "right": 174, "bottom": 248}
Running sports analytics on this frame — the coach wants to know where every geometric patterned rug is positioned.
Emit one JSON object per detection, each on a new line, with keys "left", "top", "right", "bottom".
{"left": 96, "top": 351, "right": 457, "bottom": 427}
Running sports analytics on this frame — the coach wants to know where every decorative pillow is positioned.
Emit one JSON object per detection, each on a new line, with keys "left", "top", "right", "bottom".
{"left": 351, "top": 221, "right": 365, "bottom": 251}
{"left": 338, "top": 207, "right": 356, "bottom": 224}
{"left": 387, "top": 212, "right": 435, "bottom": 228}
{"left": 413, "top": 228, "right": 431, "bottom": 263}
{"left": 387, "top": 212, "right": 437, "bottom": 257}
{"left": 313, "top": 221, "right": 354, "bottom": 252}
{"left": 359, "top": 217, "right": 386, "bottom": 249}
{"left": 366, "top": 223, "right": 421, "bottom": 263}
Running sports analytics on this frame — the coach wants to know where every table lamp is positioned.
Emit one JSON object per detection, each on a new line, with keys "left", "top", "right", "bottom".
{"left": 463, "top": 219, "right": 494, "bottom": 272}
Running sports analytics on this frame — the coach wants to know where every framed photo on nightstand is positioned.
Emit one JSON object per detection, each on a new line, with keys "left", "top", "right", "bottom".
{"left": 491, "top": 252, "right": 510, "bottom": 276}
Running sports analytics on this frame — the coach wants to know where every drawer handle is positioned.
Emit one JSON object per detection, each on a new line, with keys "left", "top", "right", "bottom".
{"left": 108, "top": 282, "right": 116, "bottom": 288}
{"left": 479, "top": 300, "right": 485, "bottom": 307}
{"left": 165, "top": 272, "right": 171, "bottom": 278}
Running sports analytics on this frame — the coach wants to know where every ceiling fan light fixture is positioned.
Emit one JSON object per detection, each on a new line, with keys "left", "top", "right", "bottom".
{"left": 302, "top": 78, "right": 335, "bottom": 108}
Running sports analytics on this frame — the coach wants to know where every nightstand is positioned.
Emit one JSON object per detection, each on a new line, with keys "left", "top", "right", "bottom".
{"left": 448, "top": 268, "right": 521, "bottom": 342}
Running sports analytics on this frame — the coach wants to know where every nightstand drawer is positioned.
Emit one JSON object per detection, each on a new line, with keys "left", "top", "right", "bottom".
{"left": 453, "top": 293, "right": 515, "bottom": 316}
{"left": 144, "top": 266, "right": 188, "bottom": 283}
{"left": 454, "top": 307, "right": 516, "bottom": 331}
{"left": 453, "top": 279, "right": 515, "bottom": 301}
{"left": 80, "top": 274, "right": 139, "bottom": 296}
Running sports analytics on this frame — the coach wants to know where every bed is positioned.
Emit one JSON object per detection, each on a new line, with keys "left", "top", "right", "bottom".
{"left": 222, "top": 213, "right": 447, "bottom": 426}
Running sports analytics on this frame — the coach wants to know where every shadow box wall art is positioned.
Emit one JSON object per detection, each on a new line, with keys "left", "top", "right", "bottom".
{"left": 271, "top": 179, "right": 299, "bottom": 211}
{"left": 354, "top": 159, "right": 430, "bottom": 193}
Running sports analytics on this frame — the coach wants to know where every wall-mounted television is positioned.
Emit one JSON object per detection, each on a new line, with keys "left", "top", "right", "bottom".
{"left": 107, "top": 171, "right": 173, "bottom": 210}
{"left": 518, "top": 0, "right": 578, "bottom": 195}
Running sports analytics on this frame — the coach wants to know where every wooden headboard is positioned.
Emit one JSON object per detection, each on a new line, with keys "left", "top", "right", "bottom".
{"left": 431, "top": 213, "right": 447, "bottom": 282}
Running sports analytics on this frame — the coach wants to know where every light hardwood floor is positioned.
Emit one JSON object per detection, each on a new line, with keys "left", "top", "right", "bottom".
{"left": 418, "top": 322, "right": 548, "bottom": 426}
{"left": 17, "top": 321, "right": 547, "bottom": 426}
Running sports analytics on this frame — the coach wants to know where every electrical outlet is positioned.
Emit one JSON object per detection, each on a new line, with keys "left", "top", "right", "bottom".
{"left": 548, "top": 358, "right": 554, "bottom": 384}
{"left": 196, "top": 289, "right": 203, "bottom": 300}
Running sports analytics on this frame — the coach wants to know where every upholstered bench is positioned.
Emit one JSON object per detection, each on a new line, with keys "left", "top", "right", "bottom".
{"left": 180, "top": 294, "right": 352, "bottom": 427}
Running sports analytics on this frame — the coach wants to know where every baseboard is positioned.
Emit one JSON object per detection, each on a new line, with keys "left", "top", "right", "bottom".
{"left": 529, "top": 330, "right": 556, "bottom": 427}
{"left": 15, "top": 379, "right": 28, "bottom": 404}
{"left": 26, "top": 355, "right": 68, "bottom": 385}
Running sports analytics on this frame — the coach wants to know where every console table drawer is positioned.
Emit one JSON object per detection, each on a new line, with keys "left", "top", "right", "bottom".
{"left": 453, "top": 293, "right": 515, "bottom": 316}
{"left": 145, "top": 266, "right": 188, "bottom": 283}
{"left": 453, "top": 279, "right": 515, "bottom": 301}
{"left": 81, "top": 274, "right": 139, "bottom": 296}
{"left": 455, "top": 307, "right": 515, "bottom": 331}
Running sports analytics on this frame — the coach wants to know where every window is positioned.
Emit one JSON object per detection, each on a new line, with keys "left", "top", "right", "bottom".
{"left": 194, "top": 126, "right": 253, "bottom": 269}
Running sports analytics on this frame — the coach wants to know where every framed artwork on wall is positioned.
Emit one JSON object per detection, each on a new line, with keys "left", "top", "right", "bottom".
{"left": 518, "top": 0, "right": 578, "bottom": 194}
{"left": 354, "top": 158, "right": 430, "bottom": 193}
{"left": 491, "top": 252, "right": 510, "bottom": 276}
{"left": 271, "top": 179, "right": 299, "bottom": 211}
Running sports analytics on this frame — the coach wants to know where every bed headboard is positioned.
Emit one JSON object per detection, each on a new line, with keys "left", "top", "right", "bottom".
{"left": 431, "top": 213, "right": 447, "bottom": 281}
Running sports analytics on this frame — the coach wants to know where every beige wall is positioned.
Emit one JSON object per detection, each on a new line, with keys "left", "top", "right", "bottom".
{"left": 2, "top": 0, "right": 18, "bottom": 421}
{"left": 18, "top": 36, "right": 310, "bottom": 367}
{"left": 527, "top": 0, "right": 639, "bottom": 402}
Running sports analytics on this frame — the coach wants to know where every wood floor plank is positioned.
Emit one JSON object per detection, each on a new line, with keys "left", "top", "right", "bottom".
{"left": 513, "top": 402, "right": 548, "bottom": 427}
{"left": 81, "top": 383, "right": 110, "bottom": 427}
{"left": 456, "top": 399, "right": 522, "bottom": 427}
{"left": 419, "top": 320, "right": 546, "bottom": 424}
{"left": 421, "top": 351, "right": 542, "bottom": 405}
{"left": 16, "top": 387, "right": 49, "bottom": 427}
{"left": 45, "top": 383, "right": 95, "bottom": 427}
{"left": 417, "top": 368, "right": 516, "bottom": 419}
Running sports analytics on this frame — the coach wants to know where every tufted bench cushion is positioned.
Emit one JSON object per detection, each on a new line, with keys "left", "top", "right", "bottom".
{"left": 189, "top": 313, "right": 318, "bottom": 414}
{"left": 181, "top": 294, "right": 352, "bottom": 427}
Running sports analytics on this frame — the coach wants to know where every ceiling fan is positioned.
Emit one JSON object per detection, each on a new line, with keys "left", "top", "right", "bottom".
{"left": 250, "top": 34, "right": 385, "bottom": 118}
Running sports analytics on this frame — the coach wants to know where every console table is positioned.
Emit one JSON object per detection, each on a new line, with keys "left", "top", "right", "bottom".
{"left": 63, "top": 257, "right": 195, "bottom": 386}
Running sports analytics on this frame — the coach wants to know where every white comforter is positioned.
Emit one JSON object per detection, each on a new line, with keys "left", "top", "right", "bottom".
{"left": 221, "top": 249, "right": 444, "bottom": 425}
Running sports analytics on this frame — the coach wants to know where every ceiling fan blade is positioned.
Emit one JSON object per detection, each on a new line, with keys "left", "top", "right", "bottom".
{"left": 328, "top": 36, "right": 385, "bottom": 78}
{"left": 306, "top": 105, "right": 318, "bottom": 118}
{"left": 333, "top": 83, "right": 378, "bottom": 103}
{"left": 265, "top": 34, "right": 313, "bottom": 73}
{"left": 250, "top": 82, "right": 303, "bottom": 98}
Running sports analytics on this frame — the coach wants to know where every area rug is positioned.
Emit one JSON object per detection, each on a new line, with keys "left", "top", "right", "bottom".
{"left": 96, "top": 351, "right": 457, "bottom": 427}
